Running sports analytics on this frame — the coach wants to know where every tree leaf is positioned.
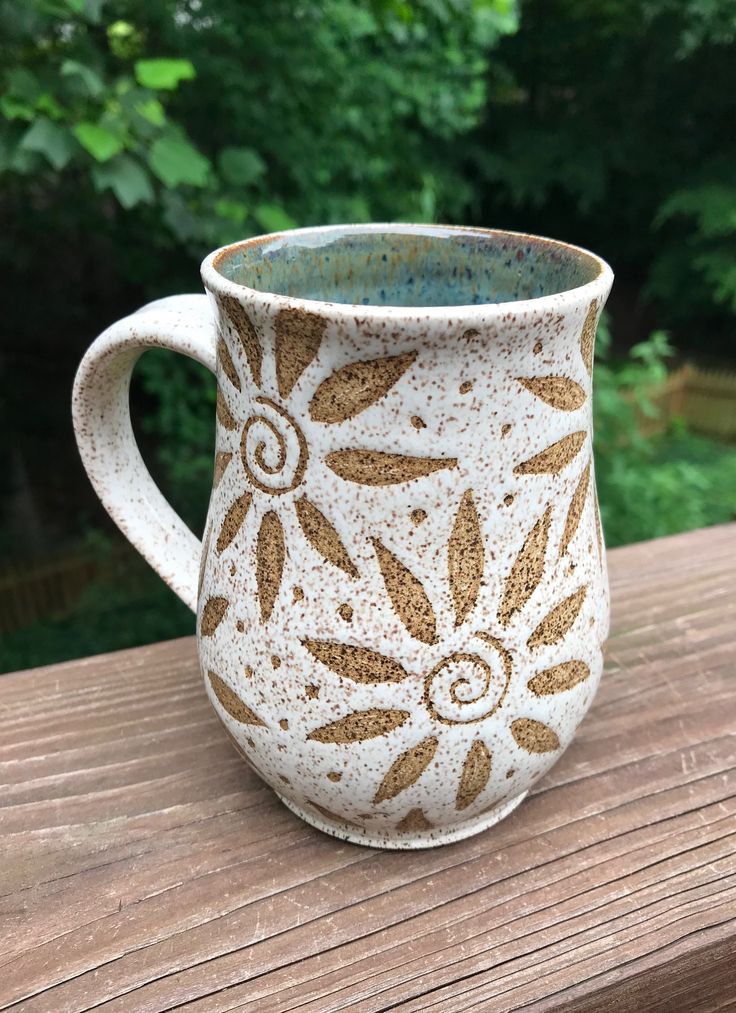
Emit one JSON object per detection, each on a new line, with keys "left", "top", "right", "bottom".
{"left": 91, "top": 154, "right": 154, "bottom": 209}
{"left": 511, "top": 718, "right": 560, "bottom": 753}
{"left": 448, "top": 489, "right": 484, "bottom": 627}
{"left": 254, "top": 202, "right": 297, "bottom": 232}
{"left": 456, "top": 740, "right": 492, "bottom": 810}
{"left": 148, "top": 134, "right": 210, "bottom": 187}
{"left": 20, "top": 117, "right": 76, "bottom": 170}
{"left": 514, "top": 432, "right": 586, "bottom": 475}
{"left": 527, "top": 586, "right": 588, "bottom": 649}
{"left": 303, "top": 639, "right": 409, "bottom": 684}
{"left": 497, "top": 506, "right": 551, "bottom": 627}
{"left": 256, "top": 511, "right": 284, "bottom": 622}
{"left": 134, "top": 58, "right": 196, "bottom": 90}
{"left": 517, "top": 376, "right": 587, "bottom": 411}
{"left": 326, "top": 449, "right": 456, "bottom": 486}
{"left": 294, "top": 497, "right": 358, "bottom": 577}
{"left": 528, "top": 660, "right": 589, "bottom": 696}
{"left": 309, "top": 351, "right": 417, "bottom": 423}
{"left": 219, "top": 146, "right": 266, "bottom": 185}
{"left": 73, "top": 122, "right": 123, "bottom": 163}
{"left": 307, "top": 708, "right": 409, "bottom": 744}
{"left": 373, "top": 737, "right": 438, "bottom": 803}
{"left": 371, "top": 537, "right": 438, "bottom": 644}
{"left": 208, "top": 671, "right": 266, "bottom": 725}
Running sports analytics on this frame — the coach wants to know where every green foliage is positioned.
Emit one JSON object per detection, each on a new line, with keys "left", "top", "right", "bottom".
{"left": 593, "top": 325, "right": 736, "bottom": 547}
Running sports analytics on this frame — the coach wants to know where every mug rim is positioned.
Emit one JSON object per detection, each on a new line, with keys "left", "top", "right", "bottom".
{"left": 200, "top": 222, "right": 613, "bottom": 318}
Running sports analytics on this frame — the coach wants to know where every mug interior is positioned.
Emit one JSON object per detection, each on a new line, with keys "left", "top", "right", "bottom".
{"left": 211, "top": 225, "right": 603, "bottom": 308}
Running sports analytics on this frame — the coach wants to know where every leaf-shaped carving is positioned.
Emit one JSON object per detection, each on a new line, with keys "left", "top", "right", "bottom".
{"left": 216, "top": 387, "right": 238, "bottom": 431}
{"left": 219, "top": 293, "right": 262, "bottom": 386}
{"left": 514, "top": 432, "right": 586, "bottom": 475}
{"left": 307, "top": 708, "right": 409, "bottom": 744}
{"left": 580, "top": 300, "right": 598, "bottom": 375}
{"left": 559, "top": 463, "right": 591, "bottom": 557}
{"left": 448, "top": 490, "right": 484, "bottom": 627}
{"left": 303, "top": 639, "right": 410, "bottom": 684}
{"left": 208, "top": 671, "right": 266, "bottom": 725}
{"left": 213, "top": 451, "right": 232, "bottom": 488}
{"left": 326, "top": 449, "right": 457, "bottom": 486}
{"left": 456, "top": 740, "right": 492, "bottom": 811}
{"left": 275, "top": 307, "right": 327, "bottom": 398}
{"left": 497, "top": 506, "right": 551, "bottom": 627}
{"left": 528, "top": 660, "right": 590, "bottom": 696}
{"left": 307, "top": 799, "right": 362, "bottom": 828}
{"left": 200, "top": 596, "right": 228, "bottom": 636}
{"left": 198, "top": 521, "right": 212, "bottom": 600}
{"left": 595, "top": 494, "right": 604, "bottom": 563}
{"left": 527, "top": 585, "right": 588, "bottom": 649}
{"left": 511, "top": 717, "right": 560, "bottom": 753}
{"left": 294, "top": 496, "right": 358, "bottom": 577}
{"left": 309, "top": 351, "right": 418, "bottom": 424}
{"left": 256, "top": 511, "right": 284, "bottom": 622}
{"left": 518, "top": 376, "right": 586, "bottom": 411}
{"left": 218, "top": 337, "right": 241, "bottom": 391}
{"left": 373, "top": 736, "right": 438, "bottom": 804}
{"left": 216, "top": 493, "right": 252, "bottom": 554}
{"left": 397, "top": 808, "right": 432, "bottom": 832}
{"left": 371, "top": 537, "right": 437, "bottom": 644}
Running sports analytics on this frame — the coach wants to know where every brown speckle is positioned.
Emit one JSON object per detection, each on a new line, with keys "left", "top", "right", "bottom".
{"left": 305, "top": 683, "right": 320, "bottom": 699}
{"left": 411, "top": 415, "right": 426, "bottom": 430}
{"left": 327, "top": 771, "right": 342, "bottom": 782}
{"left": 271, "top": 654, "right": 281, "bottom": 668}
{"left": 410, "top": 508, "right": 427, "bottom": 526}
{"left": 279, "top": 718, "right": 289, "bottom": 730}
{"left": 459, "top": 380, "right": 473, "bottom": 394}
{"left": 337, "top": 603, "right": 354, "bottom": 623}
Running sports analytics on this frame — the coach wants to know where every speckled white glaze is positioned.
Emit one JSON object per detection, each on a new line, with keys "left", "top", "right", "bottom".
{"left": 73, "top": 224, "right": 613, "bottom": 849}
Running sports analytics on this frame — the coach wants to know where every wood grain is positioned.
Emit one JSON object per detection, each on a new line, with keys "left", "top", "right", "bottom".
{"left": 1, "top": 524, "right": 735, "bottom": 1013}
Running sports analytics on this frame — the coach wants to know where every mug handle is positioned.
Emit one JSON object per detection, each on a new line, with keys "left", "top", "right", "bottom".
{"left": 72, "top": 294, "right": 216, "bottom": 612}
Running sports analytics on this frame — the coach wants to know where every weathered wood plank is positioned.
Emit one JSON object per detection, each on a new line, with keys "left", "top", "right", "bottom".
{"left": 0, "top": 524, "right": 734, "bottom": 1012}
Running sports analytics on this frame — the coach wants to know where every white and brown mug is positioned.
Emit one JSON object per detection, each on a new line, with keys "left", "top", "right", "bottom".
{"left": 73, "top": 224, "right": 613, "bottom": 848}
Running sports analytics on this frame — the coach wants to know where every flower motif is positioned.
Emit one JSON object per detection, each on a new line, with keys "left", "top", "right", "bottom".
{"left": 201, "top": 297, "right": 457, "bottom": 625}
{"left": 303, "top": 488, "right": 595, "bottom": 829}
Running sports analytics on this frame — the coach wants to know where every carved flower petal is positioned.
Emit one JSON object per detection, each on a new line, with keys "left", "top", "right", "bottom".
{"left": 373, "top": 736, "right": 438, "bottom": 804}
{"left": 497, "top": 506, "right": 551, "bottom": 627}
{"left": 208, "top": 671, "right": 266, "bottom": 725}
{"left": 559, "top": 463, "right": 591, "bottom": 557}
{"left": 256, "top": 511, "right": 285, "bottom": 622}
{"left": 213, "top": 451, "right": 232, "bottom": 488}
{"left": 448, "top": 490, "right": 484, "bottom": 627}
{"left": 198, "top": 521, "right": 212, "bottom": 601}
{"left": 527, "top": 585, "right": 588, "bottom": 649}
{"left": 511, "top": 717, "right": 560, "bottom": 753}
{"left": 580, "top": 300, "right": 598, "bottom": 375}
{"left": 371, "top": 537, "right": 438, "bottom": 645}
{"left": 307, "top": 799, "right": 362, "bottom": 828}
{"left": 294, "top": 496, "right": 358, "bottom": 577}
{"left": 517, "top": 376, "right": 586, "bottom": 411}
{"left": 307, "top": 708, "right": 409, "bottom": 744}
{"left": 397, "top": 808, "right": 433, "bottom": 831}
{"left": 275, "top": 307, "right": 327, "bottom": 398}
{"left": 218, "top": 337, "right": 241, "bottom": 391}
{"left": 514, "top": 432, "right": 586, "bottom": 475}
{"left": 325, "top": 449, "right": 457, "bottom": 486}
{"left": 595, "top": 493, "right": 604, "bottom": 565}
{"left": 309, "top": 351, "right": 418, "bottom": 424}
{"left": 528, "top": 660, "right": 590, "bottom": 696}
{"left": 456, "top": 740, "right": 492, "bottom": 811}
{"left": 218, "top": 293, "right": 262, "bottom": 386}
{"left": 216, "top": 387, "right": 238, "bottom": 431}
{"left": 200, "top": 596, "right": 228, "bottom": 636}
{"left": 216, "top": 493, "right": 252, "bottom": 554}
{"left": 302, "top": 639, "right": 410, "bottom": 684}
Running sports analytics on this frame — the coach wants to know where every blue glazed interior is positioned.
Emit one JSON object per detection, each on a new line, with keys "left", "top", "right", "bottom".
{"left": 214, "top": 225, "right": 601, "bottom": 307}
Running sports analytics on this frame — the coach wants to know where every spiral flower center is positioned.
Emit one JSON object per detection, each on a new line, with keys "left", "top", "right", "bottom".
{"left": 240, "top": 396, "right": 308, "bottom": 495}
{"left": 423, "top": 635, "right": 512, "bottom": 724}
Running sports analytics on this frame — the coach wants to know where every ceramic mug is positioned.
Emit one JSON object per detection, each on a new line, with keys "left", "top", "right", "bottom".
{"left": 73, "top": 224, "right": 613, "bottom": 848}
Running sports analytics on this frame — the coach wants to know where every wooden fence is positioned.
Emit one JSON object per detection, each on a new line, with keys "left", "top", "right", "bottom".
{"left": 0, "top": 553, "right": 105, "bottom": 635}
{"left": 643, "top": 363, "right": 736, "bottom": 440}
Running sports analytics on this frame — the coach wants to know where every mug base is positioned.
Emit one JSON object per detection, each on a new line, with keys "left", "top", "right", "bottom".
{"left": 276, "top": 790, "right": 528, "bottom": 850}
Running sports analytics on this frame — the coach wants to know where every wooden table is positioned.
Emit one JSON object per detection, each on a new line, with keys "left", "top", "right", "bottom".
{"left": 2, "top": 524, "right": 735, "bottom": 1012}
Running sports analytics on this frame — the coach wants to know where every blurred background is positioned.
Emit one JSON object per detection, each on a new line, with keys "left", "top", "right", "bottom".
{"left": 1, "top": 0, "right": 735, "bottom": 672}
